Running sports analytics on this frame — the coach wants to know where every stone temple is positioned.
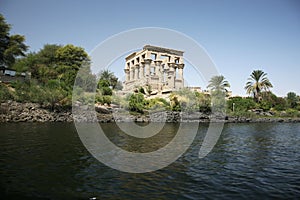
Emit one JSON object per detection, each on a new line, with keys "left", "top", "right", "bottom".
{"left": 123, "top": 45, "right": 185, "bottom": 94}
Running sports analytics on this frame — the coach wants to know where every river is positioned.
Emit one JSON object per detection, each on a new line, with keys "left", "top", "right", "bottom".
{"left": 0, "top": 122, "right": 299, "bottom": 199}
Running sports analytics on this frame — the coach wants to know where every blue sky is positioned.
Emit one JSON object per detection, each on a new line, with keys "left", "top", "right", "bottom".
{"left": 1, "top": 0, "right": 300, "bottom": 96}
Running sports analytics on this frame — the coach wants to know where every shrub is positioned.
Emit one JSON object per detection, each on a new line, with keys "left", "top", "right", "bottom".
{"left": 102, "top": 95, "right": 112, "bottom": 105}
{"left": 138, "top": 87, "right": 145, "bottom": 94}
{"left": 147, "top": 97, "right": 169, "bottom": 111}
{"left": 129, "top": 93, "right": 146, "bottom": 113}
{"left": 0, "top": 83, "right": 14, "bottom": 102}
{"left": 259, "top": 100, "right": 272, "bottom": 111}
{"left": 286, "top": 108, "right": 299, "bottom": 117}
{"left": 227, "top": 97, "right": 256, "bottom": 112}
{"left": 101, "top": 87, "right": 112, "bottom": 96}
{"left": 169, "top": 94, "right": 181, "bottom": 111}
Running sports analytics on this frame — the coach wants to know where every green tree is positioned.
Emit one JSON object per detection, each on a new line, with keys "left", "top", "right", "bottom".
{"left": 286, "top": 92, "right": 298, "bottom": 109}
{"left": 129, "top": 92, "right": 146, "bottom": 113}
{"left": 0, "top": 14, "right": 28, "bottom": 67}
{"left": 97, "top": 79, "right": 112, "bottom": 95}
{"left": 195, "top": 92, "right": 211, "bottom": 113}
{"left": 98, "top": 70, "right": 119, "bottom": 89}
{"left": 207, "top": 75, "right": 230, "bottom": 92}
{"left": 55, "top": 44, "right": 90, "bottom": 88}
{"left": 207, "top": 75, "right": 230, "bottom": 113}
{"left": 227, "top": 97, "right": 256, "bottom": 117}
{"left": 245, "top": 70, "right": 273, "bottom": 102}
{"left": 44, "top": 80, "right": 66, "bottom": 111}
{"left": 13, "top": 44, "right": 61, "bottom": 81}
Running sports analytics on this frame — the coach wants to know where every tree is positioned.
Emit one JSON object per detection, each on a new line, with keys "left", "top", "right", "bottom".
{"left": 129, "top": 92, "right": 146, "bottom": 113}
{"left": 207, "top": 75, "right": 230, "bottom": 113}
{"left": 195, "top": 92, "right": 211, "bottom": 113}
{"left": 98, "top": 79, "right": 112, "bottom": 95}
{"left": 13, "top": 44, "right": 61, "bottom": 80}
{"left": 98, "top": 69, "right": 118, "bottom": 89}
{"left": 227, "top": 96, "right": 256, "bottom": 113}
{"left": 286, "top": 92, "right": 298, "bottom": 109}
{"left": 55, "top": 44, "right": 90, "bottom": 88}
{"left": 207, "top": 75, "right": 230, "bottom": 92}
{"left": 0, "top": 14, "right": 28, "bottom": 67}
{"left": 44, "top": 80, "right": 66, "bottom": 111}
{"left": 245, "top": 70, "right": 273, "bottom": 102}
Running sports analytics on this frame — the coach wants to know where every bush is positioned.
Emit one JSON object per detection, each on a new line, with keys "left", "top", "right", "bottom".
{"left": 286, "top": 108, "right": 300, "bottom": 117}
{"left": 259, "top": 100, "right": 272, "bottom": 111}
{"left": 138, "top": 87, "right": 145, "bottom": 94}
{"left": 101, "top": 87, "right": 112, "bottom": 96}
{"left": 146, "top": 97, "right": 169, "bottom": 111}
{"left": 102, "top": 95, "right": 112, "bottom": 105}
{"left": 0, "top": 83, "right": 14, "bottom": 102}
{"left": 129, "top": 93, "right": 146, "bottom": 113}
{"left": 169, "top": 94, "right": 181, "bottom": 111}
{"left": 227, "top": 97, "right": 256, "bottom": 112}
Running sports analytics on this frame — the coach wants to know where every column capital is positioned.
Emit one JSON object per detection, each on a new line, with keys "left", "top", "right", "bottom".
{"left": 124, "top": 68, "right": 130, "bottom": 72}
{"left": 143, "top": 58, "right": 152, "bottom": 64}
{"left": 154, "top": 60, "right": 163, "bottom": 66}
{"left": 168, "top": 62, "right": 177, "bottom": 69}
{"left": 135, "top": 64, "right": 140, "bottom": 68}
{"left": 177, "top": 63, "right": 185, "bottom": 69}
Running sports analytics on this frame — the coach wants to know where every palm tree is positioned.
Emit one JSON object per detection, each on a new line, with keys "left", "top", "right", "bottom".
{"left": 98, "top": 70, "right": 118, "bottom": 89}
{"left": 245, "top": 70, "right": 273, "bottom": 102}
{"left": 207, "top": 75, "right": 230, "bottom": 92}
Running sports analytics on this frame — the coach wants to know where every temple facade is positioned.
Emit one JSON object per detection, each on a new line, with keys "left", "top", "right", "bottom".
{"left": 123, "top": 45, "right": 185, "bottom": 94}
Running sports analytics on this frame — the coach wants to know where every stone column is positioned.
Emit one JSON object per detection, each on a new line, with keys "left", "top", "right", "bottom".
{"left": 139, "top": 63, "right": 144, "bottom": 79}
{"left": 124, "top": 68, "right": 130, "bottom": 82}
{"left": 134, "top": 64, "right": 139, "bottom": 80}
{"left": 144, "top": 58, "right": 152, "bottom": 77}
{"left": 177, "top": 64, "right": 184, "bottom": 81}
{"left": 169, "top": 63, "right": 176, "bottom": 89}
{"left": 170, "top": 56, "right": 175, "bottom": 63}
{"left": 154, "top": 60, "right": 162, "bottom": 90}
{"left": 179, "top": 57, "right": 184, "bottom": 64}
{"left": 154, "top": 60, "right": 162, "bottom": 76}
{"left": 160, "top": 64, "right": 165, "bottom": 86}
{"left": 130, "top": 67, "right": 134, "bottom": 81}
{"left": 177, "top": 63, "right": 184, "bottom": 88}
{"left": 164, "top": 63, "right": 169, "bottom": 86}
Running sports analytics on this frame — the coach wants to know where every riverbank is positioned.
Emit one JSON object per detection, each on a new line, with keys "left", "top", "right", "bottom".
{"left": 1, "top": 101, "right": 300, "bottom": 123}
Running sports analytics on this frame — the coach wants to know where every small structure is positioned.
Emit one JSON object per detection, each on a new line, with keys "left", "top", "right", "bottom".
{"left": 187, "top": 86, "right": 202, "bottom": 93}
{"left": 123, "top": 45, "right": 185, "bottom": 94}
{"left": 0, "top": 66, "right": 31, "bottom": 83}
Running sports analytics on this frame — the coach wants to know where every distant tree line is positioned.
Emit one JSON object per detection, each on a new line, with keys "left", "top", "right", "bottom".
{"left": 0, "top": 13, "right": 299, "bottom": 117}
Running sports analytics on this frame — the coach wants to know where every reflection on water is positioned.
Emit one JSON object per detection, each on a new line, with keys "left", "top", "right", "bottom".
{"left": 0, "top": 122, "right": 299, "bottom": 199}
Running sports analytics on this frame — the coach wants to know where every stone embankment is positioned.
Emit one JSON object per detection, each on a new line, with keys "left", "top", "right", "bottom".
{"left": 1, "top": 101, "right": 300, "bottom": 123}
{"left": 0, "top": 101, "right": 73, "bottom": 122}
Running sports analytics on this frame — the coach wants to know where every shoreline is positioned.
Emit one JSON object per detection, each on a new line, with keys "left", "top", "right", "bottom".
{"left": 1, "top": 101, "right": 300, "bottom": 123}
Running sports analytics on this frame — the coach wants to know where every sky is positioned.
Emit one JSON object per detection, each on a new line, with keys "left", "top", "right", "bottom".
{"left": 1, "top": 0, "right": 300, "bottom": 96}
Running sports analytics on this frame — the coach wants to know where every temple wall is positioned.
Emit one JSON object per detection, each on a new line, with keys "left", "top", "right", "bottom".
{"left": 123, "top": 45, "right": 185, "bottom": 94}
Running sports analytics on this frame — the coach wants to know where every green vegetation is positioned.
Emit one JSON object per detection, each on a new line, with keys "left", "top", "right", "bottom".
{"left": 0, "top": 14, "right": 28, "bottom": 67}
{"left": 207, "top": 75, "right": 230, "bottom": 92}
{"left": 245, "top": 70, "right": 273, "bottom": 102}
{"left": 0, "top": 15, "right": 95, "bottom": 109}
{"left": 207, "top": 75, "right": 230, "bottom": 113}
{"left": 1, "top": 43, "right": 95, "bottom": 108}
{"left": 0, "top": 14, "right": 299, "bottom": 118}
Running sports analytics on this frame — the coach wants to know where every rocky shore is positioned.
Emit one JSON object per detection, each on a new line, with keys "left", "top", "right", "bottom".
{"left": 1, "top": 101, "right": 300, "bottom": 123}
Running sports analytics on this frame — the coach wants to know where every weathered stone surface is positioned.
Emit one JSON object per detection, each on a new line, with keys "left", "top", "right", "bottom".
{"left": 1, "top": 101, "right": 300, "bottom": 123}
{"left": 123, "top": 45, "right": 185, "bottom": 94}
{"left": 0, "top": 101, "right": 73, "bottom": 123}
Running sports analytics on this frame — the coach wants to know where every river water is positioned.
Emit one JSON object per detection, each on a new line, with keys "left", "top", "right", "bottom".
{"left": 0, "top": 122, "right": 299, "bottom": 199}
